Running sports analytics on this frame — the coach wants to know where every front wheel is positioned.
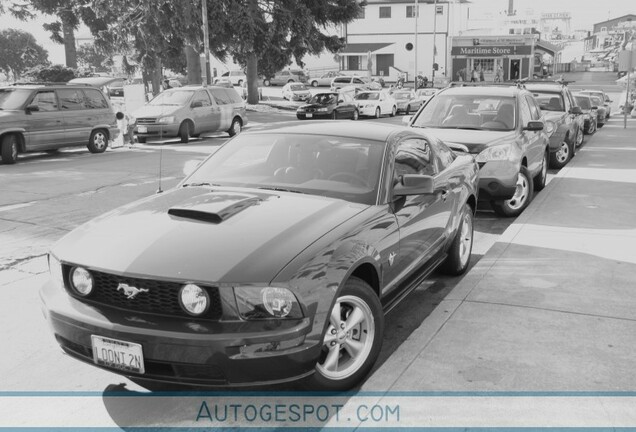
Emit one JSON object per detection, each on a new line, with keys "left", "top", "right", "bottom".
{"left": 87, "top": 129, "right": 108, "bottom": 153}
{"left": 390, "top": 105, "right": 396, "bottom": 117}
{"left": 491, "top": 166, "right": 534, "bottom": 217}
{"left": 178, "top": 121, "right": 192, "bottom": 143}
{"left": 439, "top": 203, "right": 474, "bottom": 275}
{"left": 1, "top": 134, "right": 19, "bottom": 164}
{"left": 351, "top": 109, "right": 359, "bottom": 121}
{"left": 374, "top": 107, "right": 381, "bottom": 119}
{"left": 549, "top": 139, "right": 571, "bottom": 169}
{"left": 309, "top": 277, "right": 383, "bottom": 391}
{"left": 228, "top": 117, "right": 242, "bottom": 137}
{"left": 575, "top": 127, "right": 584, "bottom": 147}
{"left": 311, "top": 80, "right": 318, "bottom": 87}
{"left": 534, "top": 149, "right": 549, "bottom": 192}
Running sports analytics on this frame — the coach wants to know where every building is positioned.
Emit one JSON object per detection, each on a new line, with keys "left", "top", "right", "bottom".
{"left": 584, "top": 15, "right": 636, "bottom": 70}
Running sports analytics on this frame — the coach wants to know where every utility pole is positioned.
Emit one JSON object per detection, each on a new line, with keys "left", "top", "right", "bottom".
{"left": 432, "top": 0, "right": 438, "bottom": 85}
{"left": 201, "top": 0, "right": 211, "bottom": 87}
{"left": 414, "top": 0, "right": 418, "bottom": 86}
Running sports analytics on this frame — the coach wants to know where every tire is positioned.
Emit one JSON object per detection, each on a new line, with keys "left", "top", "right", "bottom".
{"left": 87, "top": 129, "right": 108, "bottom": 153}
{"left": 263, "top": 79, "right": 271, "bottom": 87}
{"left": 587, "top": 119, "right": 596, "bottom": 134}
{"left": 178, "top": 121, "right": 192, "bottom": 143}
{"left": 137, "top": 136, "right": 147, "bottom": 144}
{"left": 228, "top": 117, "right": 242, "bottom": 137}
{"left": 439, "top": 203, "right": 474, "bottom": 276}
{"left": 575, "top": 127, "right": 584, "bottom": 147}
{"left": 534, "top": 148, "right": 549, "bottom": 192}
{"left": 491, "top": 166, "right": 534, "bottom": 217}
{"left": 332, "top": 111, "right": 337, "bottom": 120}
{"left": 352, "top": 109, "right": 359, "bottom": 121}
{"left": 405, "top": 105, "right": 410, "bottom": 115}
{"left": 287, "top": 79, "right": 294, "bottom": 84}
{"left": 309, "top": 276, "right": 383, "bottom": 391}
{"left": 597, "top": 121, "right": 604, "bottom": 128}
{"left": 374, "top": 107, "right": 381, "bottom": 119}
{"left": 1, "top": 134, "right": 19, "bottom": 164}
{"left": 311, "top": 80, "right": 318, "bottom": 87}
{"left": 549, "top": 139, "right": 572, "bottom": 169}
{"left": 390, "top": 105, "right": 396, "bottom": 117}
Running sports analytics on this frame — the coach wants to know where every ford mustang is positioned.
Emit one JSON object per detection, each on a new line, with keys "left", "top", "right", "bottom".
{"left": 41, "top": 122, "right": 479, "bottom": 390}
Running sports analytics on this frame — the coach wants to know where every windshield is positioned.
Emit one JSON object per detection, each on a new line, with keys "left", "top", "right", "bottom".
{"left": 0, "top": 88, "right": 32, "bottom": 110}
{"left": 574, "top": 96, "right": 591, "bottom": 109}
{"left": 411, "top": 93, "right": 517, "bottom": 131}
{"left": 309, "top": 93, "right": 336, "bottom": 104}
{"left": 531, "top": 92, "right": 565, "bottom": 111}
{"left": 148, "top": 90, "right": 194, "bottom": 106}
{"left": 355, "top": 93, "right": 379, "bottom": 101}
{"left": 184, "top": 133, "right": 385, "bottom": 205}
{"left": 393, "top": 91, "right": 412, "bottom": 99}
{"left": 290, "top": 84, "right": 307, "bottom": 91}
{"left": 590, "top": 96, "right": 603, "bottom": 107}
{"left": 417, "top": 89, "right": 437, "bottom": 97}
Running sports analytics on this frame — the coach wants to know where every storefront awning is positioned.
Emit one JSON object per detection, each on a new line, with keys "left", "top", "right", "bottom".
{"left": 340, "top": 43, "right": 394, "bottom": 55}
{"left": 535, "top": 40, "right": 561, "bottom": 57}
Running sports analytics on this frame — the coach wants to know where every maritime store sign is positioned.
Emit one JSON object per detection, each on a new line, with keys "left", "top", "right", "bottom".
{"left": 451, "top": 45, "right": 532, "bottom": 57}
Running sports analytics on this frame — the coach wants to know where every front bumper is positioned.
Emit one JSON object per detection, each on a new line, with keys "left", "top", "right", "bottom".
{"left": 134, "top": 124, "right": 180, "bottom": 138}
{"left": 40, "top": 280, "right": 320, "bottom": 387}
{"left": 297, "top": 111, "right": 331, "bottom": 119}
{"left": 477, "top": 160, "right": 519, "bottom": 201}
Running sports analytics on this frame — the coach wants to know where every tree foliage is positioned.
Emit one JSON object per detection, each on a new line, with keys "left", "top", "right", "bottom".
{"left": 23, "top": 64, "right": 75, "bottom": 82}
{"left": 0, "top": 28, "right": 49, "bottom": 80}
{"left": 77, "top": 44, "right": 113, "bottom": 72}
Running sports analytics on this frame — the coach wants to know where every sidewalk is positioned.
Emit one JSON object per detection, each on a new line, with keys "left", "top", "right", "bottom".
{"left": 344, "top": 118, "right": 636, "bottom": 421}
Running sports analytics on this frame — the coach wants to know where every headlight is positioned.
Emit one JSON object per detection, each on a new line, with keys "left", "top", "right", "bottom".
{"left": 179, "top": 284, "right": 210, "bottom": 316}
{"left": 48, "top": 254, "right": 64, "bottom": 289}
{"left": 297, "top": 108, "right": 305, "bottom": 113}
{"left": 475, "top": 145, "right": 512, "bottom": 163}
{"left": 234, "top": 286, "right": 302, "bottom": 319}
{"left": 317, "top": 108, "right": 328, "bottom": 112}
{"left": 545, "top": 120, "right": 556, "bottom": 135}
{"left": 70, "top": 266, "right": 93, "bottom": 296}
{"left": 156, "top": 115, "right": 176, "bottom": 124}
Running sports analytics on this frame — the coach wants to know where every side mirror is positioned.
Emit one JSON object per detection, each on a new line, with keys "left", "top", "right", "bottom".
{"left": 25, "top": 105, "right": 39, "bottom": 113}
{"left": 569, "top": 106, "right": 582, "bottom": 115}
{"left": 402, "top": 115, "right": 412, "bottom": 125}
{"left": 191, "top": 101, "right": 203, "bottom": 108}
{"left": 393, "top": 174, "right": 435, "bottom": 196}
{"left": 524, "top": 121, "right": 544, "bottom": 131}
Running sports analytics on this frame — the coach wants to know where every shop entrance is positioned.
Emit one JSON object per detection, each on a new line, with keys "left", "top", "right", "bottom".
{"left": 509, "top": 59, "right": 521, "bottom": 80}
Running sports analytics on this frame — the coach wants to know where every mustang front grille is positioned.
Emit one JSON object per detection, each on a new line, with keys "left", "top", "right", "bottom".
{"left": 63, "top": 266, "right": 222, "bottom": 320}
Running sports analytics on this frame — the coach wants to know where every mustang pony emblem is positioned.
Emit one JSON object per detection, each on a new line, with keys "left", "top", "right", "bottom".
{"left": 117, "top": 283, "right": 149, "bottom": 299}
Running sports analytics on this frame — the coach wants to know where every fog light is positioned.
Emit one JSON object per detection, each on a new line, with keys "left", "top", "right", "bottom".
{"left": 70, "top": 267, "right": 93, "bottom": 296}
{"left": 179, "top": 284, "right": 209, "bottom": 316}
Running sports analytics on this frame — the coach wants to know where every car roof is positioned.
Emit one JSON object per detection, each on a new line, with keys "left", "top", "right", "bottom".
{"left": 68, "top": 77, "right": 126, "bottom": 86}
{"left": 242, "top": 120, "right": 407, "bottom": 142}
{"left": 440, "top": 85, "right": 522, "bottom": 96}
{"left": 524, "top": 83, "right": 566, "bottom": 92}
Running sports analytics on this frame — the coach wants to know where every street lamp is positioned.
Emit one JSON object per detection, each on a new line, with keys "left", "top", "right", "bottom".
{"left": 414, "top": 0, "right": 418, "bottom": 86}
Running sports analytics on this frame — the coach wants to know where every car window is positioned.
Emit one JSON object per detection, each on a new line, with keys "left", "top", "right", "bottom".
{"left": 58, "top": 89, "right": 87, "bottom": 110}
{"left": 209, "top": 88, "right": 232, "bottom": 105}
{"left": 432, "top": 139, "right": 455, "bottom": 170}
{"left": 394, "top": 138, "right": 436, "bottom": 180}
{"left": 574, "top": 96, "right": 591, "bottom": 109}
{"left": 531, "top": 92, "right": 564, "bottom": 111}
{"left": 223, "top": 88, "right": 243, "bottom": 104}
{"left": 192, "top": 90, "right": 212, "bottom": 107}
{"left": 353, "top": 78, "right": 364, "bottom": 84}
{"left": 525, "top": 95, "right": 542, "bottom": 120}
{"left": 30, "top": 90, "right": 58, "bottom": 111}
{"left": 84, "top": 88, "right": 109, "bottom": 109}
{"left": 342, "top": 93, "right": 353, "bottom": 103}
{"left": 519, "top": 97, "right": 533, "bottom": 125}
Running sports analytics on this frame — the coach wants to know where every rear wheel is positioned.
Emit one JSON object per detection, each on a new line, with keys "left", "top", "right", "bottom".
{"left": 575, "top": 127, "right": 584, "bottom": 147}
{"left": 549, "top": 139, "right": 571, "bottom": 169}
{"left": 309, "top": 277, "right": 383, "bottom": 391}
{"left": 390, "top": 105, "right": 396, "bottom": 117}
{"left": 1, "top": 134, "right": 19, "bottom": 164}
{"left": 439, "top": 203, "right": 474, "bottom": 275}
{"left": 374, "top": 107, "right": 381, "bottom": 119}
{"left": 587, "top": 119, "right": 596, "bottom": 134}
{"left": 311, "top": 80, "right": 319, "bottom": 87}
{"left": 534, "top": 148, "right": 549, "bottom": 192}
{"left": 228, "top": 117, "right": 242, "bottom": 137}
{"left": 405, "top": 105, "right": 410, "bottom": 115}
{"left": 352, "top": 109, "right": 359, "bottom": 121}
{"left": 178, "top": 121, "right": 192, "bottom": 143}
{"left": 87, "top": 129, "right": 108, "bottom": 153}
{"left": 263, "top": 79, "right": 271, "bottom": 87}
{"left": 491, "top": 166, "right": 533, "bottom": 217}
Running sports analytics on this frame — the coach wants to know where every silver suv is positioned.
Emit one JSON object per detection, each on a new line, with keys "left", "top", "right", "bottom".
{"left": 0, "top": 83, "right": 120, "bottom": 164}
{"left": 263, "top": 69, "right": 308, "bottom": 86}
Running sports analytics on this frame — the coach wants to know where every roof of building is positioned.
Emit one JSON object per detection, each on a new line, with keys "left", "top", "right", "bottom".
{"left": 593, "top": 14, "right": 636, "bottom": 31}
{"left": 340, "top": 43, "right": 394, "bottom": 55}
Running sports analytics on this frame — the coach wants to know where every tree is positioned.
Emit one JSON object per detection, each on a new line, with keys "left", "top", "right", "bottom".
{"left": 76, "top": 43, "right": 113, "bottom": 73}
{"left": 23, "top": 64, "right": 75, "bottom": 82}
{"left": 0, "top": 29, "right": 49, "bottom": 81}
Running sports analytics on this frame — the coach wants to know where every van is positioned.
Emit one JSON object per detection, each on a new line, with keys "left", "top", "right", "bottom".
{"left": 263, "top": 69, "right": 308, "bottom": 86}
{"left": 330, "top": 76, "right": 368, "bottom": 91}
{"left": 0, "top": 83, "right": 121, "bottom": 164}
{"left": 132, "top": 85, "right": 247, "bottom": 143}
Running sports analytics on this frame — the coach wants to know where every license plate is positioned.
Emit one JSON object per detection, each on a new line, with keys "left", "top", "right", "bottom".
{"left": 306, "top": 113, "right": 313, "bottom": 118}
{"left": 91, "top": 335, "right": 145, "bottom": 374}
{"left": 137, "top": 125, "right": 147, "bottom": 133}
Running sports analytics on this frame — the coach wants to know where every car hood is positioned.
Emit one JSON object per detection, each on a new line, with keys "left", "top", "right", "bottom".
{"left": 416, "top": 128, "right": 516, "bottom": 154}
{"left": 0, "top": 110, "right": 23, "bottom": 122}
{"left": 132, "top": 105, "right": 182, "bottom": 118}
{"left": 51, "top": 187, "right": 365, "bottom": 284}
{"left": 298, "top": 102, "right": 332, "bottom": 109}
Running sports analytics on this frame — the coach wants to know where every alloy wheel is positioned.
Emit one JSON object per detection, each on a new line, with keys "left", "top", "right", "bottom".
{"left": 316, "top": 295, "right": 375, "bottom": 380}
{"left": 555, "top": 141, "right": 570, "bottom": 164}
{"left": 458, "top": 211, "right": 473, "bottom": 268}
{"left": 505, "top": 171, "right": 530, "bottom": 211}
{"left": 93, "top": 131, "right": 107, "bottom": 151}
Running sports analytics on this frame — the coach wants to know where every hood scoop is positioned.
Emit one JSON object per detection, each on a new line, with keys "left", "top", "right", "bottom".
{"left": 168, "top": 192, "right": 262, "bottom": 224}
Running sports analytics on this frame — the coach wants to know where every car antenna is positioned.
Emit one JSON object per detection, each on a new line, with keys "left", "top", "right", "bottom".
{"left": 156, "top": 145, "right": 164, "bottom": 194}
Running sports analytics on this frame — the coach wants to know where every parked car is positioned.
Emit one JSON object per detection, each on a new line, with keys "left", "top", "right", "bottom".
{"left": 579, "top": 89, "right": 612, "bottom": 119}
{"left": 392, "top": 89, "right": 424, "bottom": 114}
{"left": 41, "top": 121, "right": 478, "bottom": 391}
{"left": 132, "top": 85, "right": 247, "bottom": 143}
{"left": 281, "top": 82, "right": 311, "bottom": 102}
{"left": 589, "top": 95, "right": 607, "bottom": 128}
{"left": 220, "top": 70, "right": 246, "bottom": 86}
{"left": 308, "top": 71, "right": 343, "bottom": 87}
{"left": 406, "top": 84, "right": 550, "bottom": 217}
{"left": 296, "top": 92, "right": 359, "bottom": 120}
{"left": 415, "top": 88, "right": 438, "bottom": 104}
{"left": 0, "top": 83, "right": 121, "bottom": 164}
{"left": 68, "top": 76, "right": 127, "bottom": 98}
{"left": 573, "top": 93, "right": 598, "bottom": 135}
{"left": 355, "top": 90, "right": 397, "bottom": 118}
{"left": 330, "top": 76, "right": 368, "bottom": 92}
{"left": 525, "top": 82, "right": 583, "bottom": 169}
{"left": 263, "top": 69, "right": 308, "bottom": 86}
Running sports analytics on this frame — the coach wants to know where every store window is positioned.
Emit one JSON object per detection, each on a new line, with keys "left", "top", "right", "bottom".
{"left": 379, "top": 6, "right": 391, "bottom": 18}
{"left": 473, "top": 58, "right": 495, "bottom": 74}
{"left": 406, "top": 5, "right": 417, "bottom": 18}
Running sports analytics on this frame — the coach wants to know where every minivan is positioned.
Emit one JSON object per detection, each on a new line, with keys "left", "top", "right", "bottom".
{"left": 263, "top": 69, "right": 308, "bottom": 86}
{"left": 132, "top": 85, "right": 248, "bottom": 143}
{"left": 0, "top": 83, "right": 121, "bottom": 164}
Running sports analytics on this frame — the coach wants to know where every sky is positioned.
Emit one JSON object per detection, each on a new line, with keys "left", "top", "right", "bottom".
{"left": 0, "top": 0, "right": 634, "bottom": 65}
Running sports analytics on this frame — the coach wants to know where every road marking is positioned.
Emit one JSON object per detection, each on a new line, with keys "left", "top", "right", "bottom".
{"left": 0, "top": 202, "right": 35, "bottom": 213}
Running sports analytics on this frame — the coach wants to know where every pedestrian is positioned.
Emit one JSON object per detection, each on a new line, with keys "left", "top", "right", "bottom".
{"left": 479, "top": 68, "right": 485, "bottom": 82}
{"left": 471, "top": 68, "right": 478, "bottom": 82}
{"left": 495, "top": 65, "right": 503, "bottom": 82}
